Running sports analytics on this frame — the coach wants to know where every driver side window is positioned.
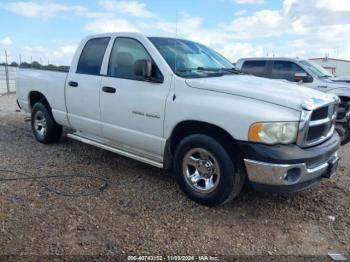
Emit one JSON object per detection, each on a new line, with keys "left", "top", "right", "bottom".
{"left": 108, "top": 38, "right": 162, "bottom": 81}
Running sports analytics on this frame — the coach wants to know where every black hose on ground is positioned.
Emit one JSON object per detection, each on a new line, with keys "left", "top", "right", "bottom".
{"left": 0, "top": 169, "right": 111, "bottom": 197}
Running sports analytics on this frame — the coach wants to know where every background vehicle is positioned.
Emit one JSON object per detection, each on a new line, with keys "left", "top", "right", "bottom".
{"left": 16, "top": 33, "right": 340, "bottom": 206}
{"left": 236, "top": 57, "right": 350, "bottom": 145}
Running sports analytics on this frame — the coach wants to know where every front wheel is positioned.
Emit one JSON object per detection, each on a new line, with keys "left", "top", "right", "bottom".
{"left": 336, "top": 100, "right": 350, "bottom": 145}
{"left": 174, "top": 134, "right": 245, "bottom": 206}
{"left": 336, "top": 123, "right": 350, "bottom": 145}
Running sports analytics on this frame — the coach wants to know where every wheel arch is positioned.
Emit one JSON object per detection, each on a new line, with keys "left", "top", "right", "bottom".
{"left": 163, "top": 120, "right": 244, "bottom": 170}
{"left": 28, "top": 91, "right": 51, "bottom": 111}
{"left": 338, "top": 96, "right": 350, "bottom": 103}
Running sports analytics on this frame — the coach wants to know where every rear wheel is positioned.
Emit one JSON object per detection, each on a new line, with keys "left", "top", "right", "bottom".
{"left": 174, "top": 134, "right": 245, "bottom": 206}
{"left": 31, "top": 102, "right": 62, "bottom": 144}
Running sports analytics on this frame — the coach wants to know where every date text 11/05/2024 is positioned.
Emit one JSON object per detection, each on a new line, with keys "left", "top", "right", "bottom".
{"left": 127, "top": 255, "right": 219, "bottom": 261}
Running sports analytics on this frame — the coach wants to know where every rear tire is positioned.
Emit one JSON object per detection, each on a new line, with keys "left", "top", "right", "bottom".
{"left": 31, "top": 102, "right": 62, "bottom": 144}
{"left": 174, "top": 134, "right": 245, "bottom": 206}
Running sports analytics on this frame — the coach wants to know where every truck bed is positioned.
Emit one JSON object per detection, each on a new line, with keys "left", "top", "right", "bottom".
{"left": 16, "top": 68, "right": 68, "bottom": 125}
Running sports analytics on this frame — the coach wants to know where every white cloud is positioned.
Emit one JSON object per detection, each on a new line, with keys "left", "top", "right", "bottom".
{"left": 234, "top": 10, "right": 248, "bottom": 16}
{"left": 216, "top": 0, "right": 350, "bottom": 60}
{"left": 22, "top": 44, "right": 77, "bottom": 65}
{"left": 0, "top": 36, "right": 13, "bottom": 46}
{"left": 315, "top": 0, "right": 350, "bottom": 12}
{"left": 85, "top": 18, "right": 139, "bottom": 33}
{"left": 154, "top": 15, "right": 232, "bottom": 47}
{"left": 219, "top": 43, "right": 264, "bottom": 61}
{"left": 98, "top": 0, "right": 155, "bottom": 18}
{"left": 235, "top": 0, "right": 264, "bottom": 4}
{"left": 226, "top": 10, "right": 288, "bottom": 40}
{"left": 4, "top": 0, "right": 350, "bottom": 64}
{"left": 50, "top": 45, "right": 77, "bottom": 64}
{"left": 23, "top": 46, "right": 46, "bottom": 53}
{"left": 3, "top": 2, "right": 87, "bottom": 18}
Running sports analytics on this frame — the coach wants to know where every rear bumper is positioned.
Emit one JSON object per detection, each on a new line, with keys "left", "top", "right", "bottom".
{"left": 238, "top": 132, "right": 341, "bottom": 192}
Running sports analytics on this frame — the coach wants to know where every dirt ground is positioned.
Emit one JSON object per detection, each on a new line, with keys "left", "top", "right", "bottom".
{"left": 0, "top": 93, "right": 349, "bottom": 259}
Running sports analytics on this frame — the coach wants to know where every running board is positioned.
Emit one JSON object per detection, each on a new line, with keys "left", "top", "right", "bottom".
{"left": 67, "top": 133, "right": 163, "bottom": 168}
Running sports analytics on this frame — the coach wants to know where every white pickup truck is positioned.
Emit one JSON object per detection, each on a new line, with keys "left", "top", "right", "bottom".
{"left": 17, "top": 33, "right": 341, "bottom": 206}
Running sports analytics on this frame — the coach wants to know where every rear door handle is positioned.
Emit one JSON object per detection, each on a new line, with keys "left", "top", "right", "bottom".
{"left": 102, "top": 86, "right": 116, "bottom": 93}
{"left": 68, "top": 81, "right": 78, "bottom": 87}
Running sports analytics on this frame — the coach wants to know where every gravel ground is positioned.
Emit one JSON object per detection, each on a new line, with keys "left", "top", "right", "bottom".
{"left": 0, "top": 93, "right": 349, "bottom": 259}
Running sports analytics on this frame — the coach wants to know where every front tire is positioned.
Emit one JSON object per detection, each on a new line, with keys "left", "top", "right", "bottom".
{"left": 174, "top": 134, "right": 245, "bottom": 206}
{"left": 336, "top": 123, "right": 350, "bottom": 145}
{"left": 31, "top": 102, "right": 62, "bottom": 144}
{"left": 337, "top": 99, "right": 350, "bottom": 145}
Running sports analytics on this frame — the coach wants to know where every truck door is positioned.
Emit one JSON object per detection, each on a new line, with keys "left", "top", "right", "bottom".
{"left": 99, "top": 37, "right": 170, "bottom": 156}
{"left": 65, "top": 37, "right": 110, "bottom": 136}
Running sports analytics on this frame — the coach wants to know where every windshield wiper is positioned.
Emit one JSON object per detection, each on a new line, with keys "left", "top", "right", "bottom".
{"left": 178, "top": 67, "right": 239, "bottom": 73}
{"left": 319, "top": 75, "right": 332, "bottom": 78}
{"left": 219, "top": 67, "right": 242, "bottom": 74}
{"left": 177, "top": 67, "right": 221, "bottom": 74}
{"left": 176, "top": 67, "right": 224, "bottom": 77}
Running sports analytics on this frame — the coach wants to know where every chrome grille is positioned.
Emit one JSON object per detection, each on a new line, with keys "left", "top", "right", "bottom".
{"left": 297, "top": 98, "right": 339, "bottom": 148}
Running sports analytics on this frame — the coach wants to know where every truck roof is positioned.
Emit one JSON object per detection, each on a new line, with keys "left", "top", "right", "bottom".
{"left": 85, "top": 32, "right": 190, "bottom": 42}
{"left": 237, "top": 57, "right": 306, "bottom": 63}
{"left": 235, "top": 57, "right": 308, "bottom": 69}
{"left": 85, "top": 32, "right": 146, "bottom": 39}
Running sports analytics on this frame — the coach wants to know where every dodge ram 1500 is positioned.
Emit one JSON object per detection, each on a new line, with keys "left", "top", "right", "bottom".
{"left": 16, "top": 33, "right": 341, "bottom": 206}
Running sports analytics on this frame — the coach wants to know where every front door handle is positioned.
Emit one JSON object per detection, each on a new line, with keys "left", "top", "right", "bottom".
{"left": 68, "top": 81, "right": 78, "bottom": 87}
{"left": 102, "top": 86, "right": 116, "bottom": 93}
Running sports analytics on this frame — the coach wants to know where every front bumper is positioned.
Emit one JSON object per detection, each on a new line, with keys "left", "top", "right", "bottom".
{"left": 238, "top": 132, "right": 340, "bottom": 192}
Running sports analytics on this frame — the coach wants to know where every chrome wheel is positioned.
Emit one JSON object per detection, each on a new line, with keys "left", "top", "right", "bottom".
{"left": 182, "top": 148, "right": 221, "bottom": 193}
{"left": 34, "top": 110, "right": 47, "bottom": 138}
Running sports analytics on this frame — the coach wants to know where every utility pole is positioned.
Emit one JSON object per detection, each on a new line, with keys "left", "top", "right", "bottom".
{"left": 19, "top": 54, "right": 22, "bottom": 65}
{"left": 4, "top": 50, "right": 10, "bottom": 93}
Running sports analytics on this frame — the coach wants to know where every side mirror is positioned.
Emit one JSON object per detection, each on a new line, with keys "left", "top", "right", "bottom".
{"left": 134, "top": 59, "right": 152, "bottom": 78}
{"left": 294, "top": 72, "right": 307, "bottom": 82}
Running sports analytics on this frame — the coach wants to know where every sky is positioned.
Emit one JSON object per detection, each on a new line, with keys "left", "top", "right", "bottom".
{"left": 0, "top": 0, "right": 350, "bottom": 65}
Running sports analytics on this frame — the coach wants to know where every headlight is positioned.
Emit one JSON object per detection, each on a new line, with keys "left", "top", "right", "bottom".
{"left": 248, "top": 122, "right": 299, "bottom": 145}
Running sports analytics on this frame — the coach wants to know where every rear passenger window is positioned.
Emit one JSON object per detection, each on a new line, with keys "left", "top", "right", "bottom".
{"left": 271, "top": 61, "right": 306, "bottom": 82}
{"left": 76, "top": 37, "right": 110, "bottom": 75}
{"left": 241, "top": 61, "right": 266, "bottom": 77}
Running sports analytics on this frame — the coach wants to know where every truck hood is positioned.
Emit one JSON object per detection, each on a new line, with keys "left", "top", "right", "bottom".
{"left": 319, "top": 77, "right": 350, "bottom": 91}
{"left": 324, "top": 76, "right": 350, "bottom": 84}
{"left": 185, "top": 75, "right": 334, "bottom": 111}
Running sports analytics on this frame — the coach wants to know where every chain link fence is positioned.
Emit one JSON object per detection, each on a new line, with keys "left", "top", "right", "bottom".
{"left": 0, "top": 65, "right": 17, "bottom": 94}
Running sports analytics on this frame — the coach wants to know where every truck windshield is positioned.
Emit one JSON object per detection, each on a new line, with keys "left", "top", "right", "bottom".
{"left": 300, "top": 60, "right": 333, "bottom": 78}
{"left": 148, "top": 37, "right": 237, "bottom": 78}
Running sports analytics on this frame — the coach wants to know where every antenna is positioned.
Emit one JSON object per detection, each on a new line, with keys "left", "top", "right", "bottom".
{"left": 173, "top": 10, "right": 178, "bottom": 101}
{"left": 174, "top": 10, "right": 178, "bottom": 75}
